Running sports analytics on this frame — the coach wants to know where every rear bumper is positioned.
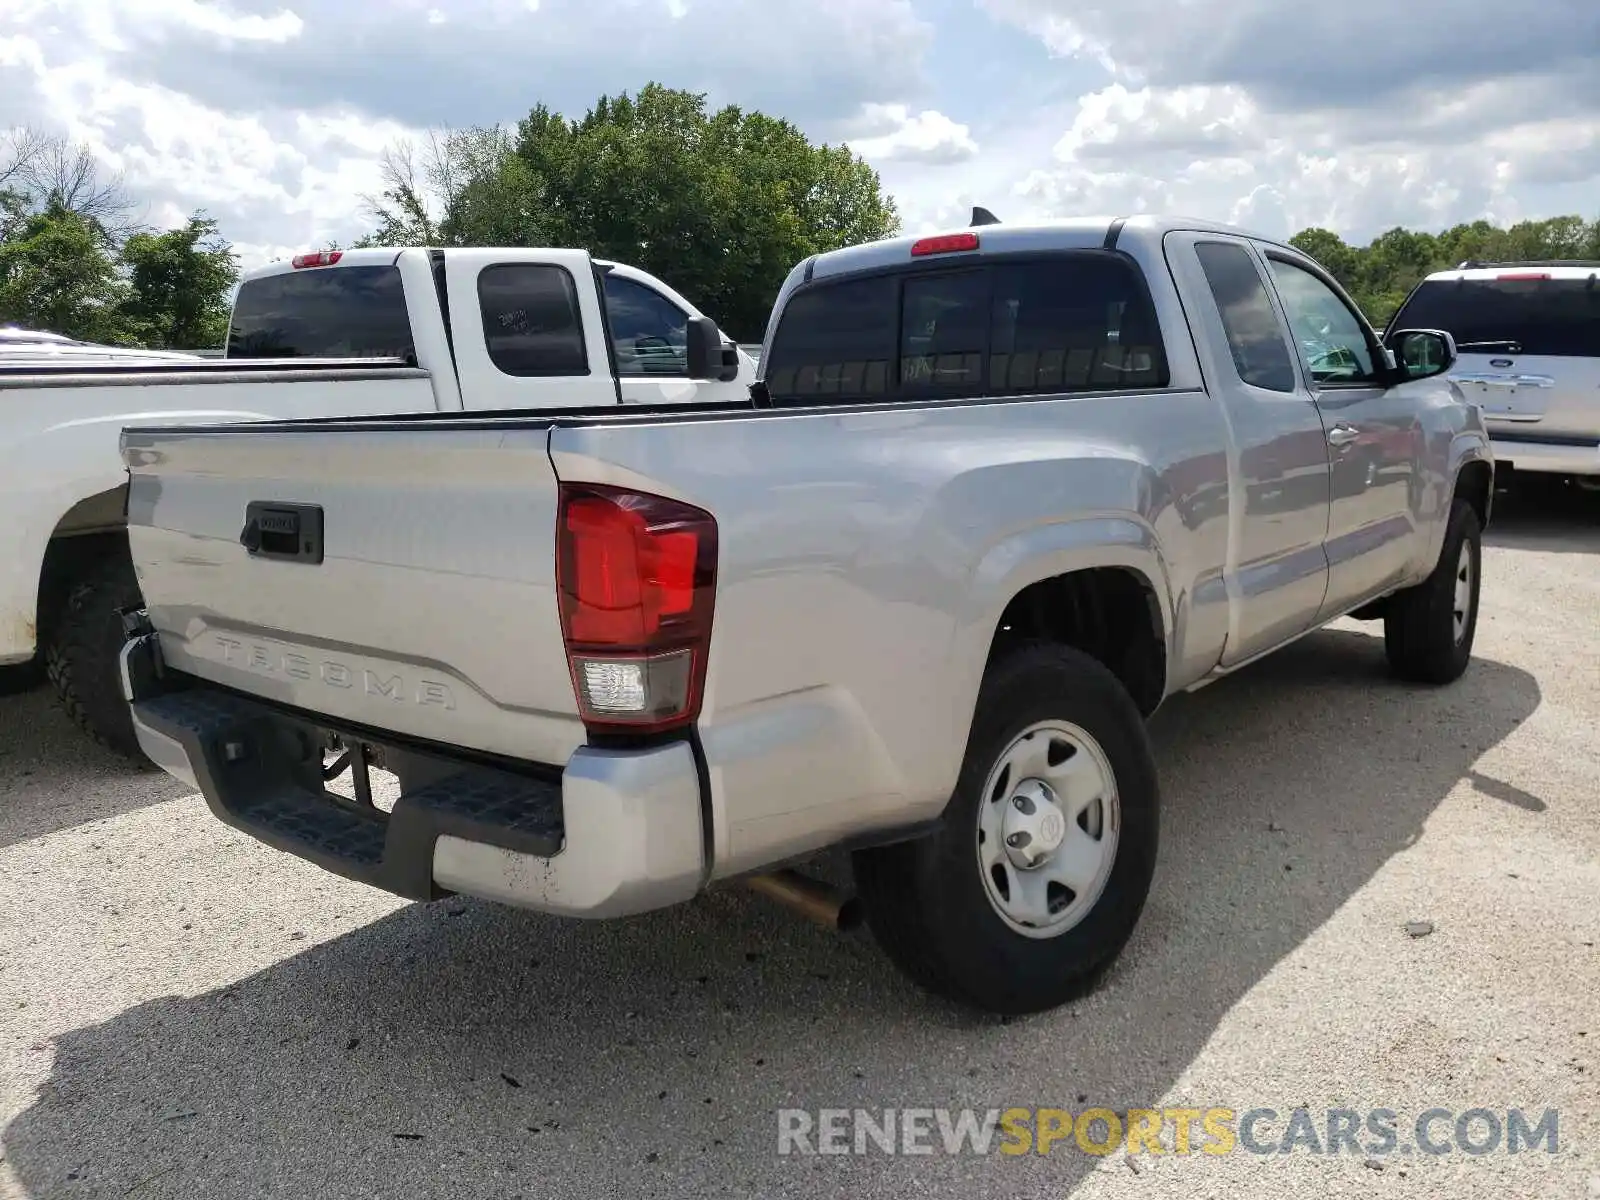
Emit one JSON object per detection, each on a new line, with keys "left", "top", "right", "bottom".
{"left": 120, "top": 629, "right": 706, "bottom": 919}
{"left": 1489, "top": 434, "right": 1600, "bottom": 476}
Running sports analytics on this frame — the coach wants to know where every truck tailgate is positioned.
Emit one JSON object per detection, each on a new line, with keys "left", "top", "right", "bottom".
{"left": 122, "top": 422, "right": 584, "bottom": 765}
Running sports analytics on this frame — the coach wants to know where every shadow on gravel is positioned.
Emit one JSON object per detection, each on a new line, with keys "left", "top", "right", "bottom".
{"left": 1485, "top": 480, "right": 1600, "bottom": 555}
{"left": 0, "top": 687, "right": 182, "bottom": 852}
{"left": 4, "top": 629, "right": 1543, "bottom": 1199}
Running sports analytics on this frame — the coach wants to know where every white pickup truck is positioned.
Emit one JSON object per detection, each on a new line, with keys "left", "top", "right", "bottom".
{"left": 117, "top": 215, "right": 1492, "bottom": 1015}
{"left": 0, "top": 247, "right": 753, "bottom": 754}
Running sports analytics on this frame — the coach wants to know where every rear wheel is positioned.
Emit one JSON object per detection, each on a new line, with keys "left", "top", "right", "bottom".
{"left": 1383, "top": 497, "right": 1482, "bottom": 684}
{"left": 853, "top": 643, "right": 1160, "bottom": 1016}
{"left": 44, "top": 551, "right": 151, "bottom": 763}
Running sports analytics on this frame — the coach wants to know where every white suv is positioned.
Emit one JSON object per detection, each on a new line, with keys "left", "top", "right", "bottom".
{"left": 1386, "top": 261, "right": 1600, "bottom": 483}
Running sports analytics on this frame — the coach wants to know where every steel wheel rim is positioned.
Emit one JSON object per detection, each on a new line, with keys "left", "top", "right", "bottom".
{"left": 1453, "top": 540, "right": 1473, "bottom": 645}
{"left": 975, "top": 719, "right": 1121, "bottom": 939}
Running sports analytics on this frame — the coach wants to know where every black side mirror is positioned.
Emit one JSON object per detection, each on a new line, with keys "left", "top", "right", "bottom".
{"left": 1385, "top": 328, "right": 1457, "bottom": 382}
{"left": 685, "top": 317, "right": 723, "bottom": 381}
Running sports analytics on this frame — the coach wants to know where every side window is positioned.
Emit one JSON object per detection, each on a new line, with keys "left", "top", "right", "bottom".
{"left": 603, "top": 274, "right": 689, "bottom": 377}
{"left": 477, "top": 264, "right": 588, "bottom": 377}
{"left": 1193, "top": 241, "right": 1297, "bottom": 393}
{"left": 1266, "top": 257, "right": 1380, "bottom": 385}
{"left": 988, "top": 256, "right": 1167, "bottom": 392}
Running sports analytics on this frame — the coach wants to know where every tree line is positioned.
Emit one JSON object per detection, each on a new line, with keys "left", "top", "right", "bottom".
{"left": 353, "top": 83, "right": 901, "bottom": 341}
{"left": 5, "top": 88, "right": 1597, "bottom": 348}
{"left": 0, "top": 127, "right": 239, "bottom": 348}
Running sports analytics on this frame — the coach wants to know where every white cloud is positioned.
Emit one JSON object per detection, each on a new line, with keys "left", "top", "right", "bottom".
{"left": 2, "top": 0, "right": 1595, "bottom": 278}
{"left": 0, "top": 0, "right": 938, "bottom": 268}
{"left": 848, "top": 104, "right": 979, "bottom": 165}
{"left": 979, "top": 0, "right": 1599, "bottom": 108}
{"left": 955, "top": 0, "right": 1600, "bottom": 246}
{"left": 1, "top": 22, "right": 415, "bottom": 265}
{"left": 999, "top": 74, "right": 1600, "bottom": 240}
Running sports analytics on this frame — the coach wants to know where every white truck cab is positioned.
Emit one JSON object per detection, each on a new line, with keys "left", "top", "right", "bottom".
{"left": 0, "top": 246, "right": 755, "bottom": 755}
{"left": 226, "top": 247, "right": 755, "bottom": 408}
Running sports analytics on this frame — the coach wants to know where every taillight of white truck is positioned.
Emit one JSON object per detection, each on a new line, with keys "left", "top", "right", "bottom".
{"left": 555, "top": 483, "right": 718, "bottom": 735}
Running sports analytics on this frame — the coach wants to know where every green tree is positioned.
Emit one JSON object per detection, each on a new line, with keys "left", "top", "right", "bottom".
{"left": 0, "top": 201, "right": 130, "bottom": 340}
{"left": 1289, "top": 227, "right": 1361, "bottom": 291}
{"left": 360, "top": 84, "right": 899, "bottom": 338}
{"left": 119, "top": 213, "right": 240, "bottom": 348}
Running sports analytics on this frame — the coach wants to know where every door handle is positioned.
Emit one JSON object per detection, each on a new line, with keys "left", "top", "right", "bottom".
{"left": 1327, "top": 425, "right": 1361, "bottom": 447}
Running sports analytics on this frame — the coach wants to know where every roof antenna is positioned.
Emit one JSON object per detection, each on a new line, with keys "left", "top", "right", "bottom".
{"left": 970, "top": 206, "right": 1001, "bottom": 227}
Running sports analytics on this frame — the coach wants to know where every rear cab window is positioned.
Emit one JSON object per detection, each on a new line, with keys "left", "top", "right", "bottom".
{"left": 228, "top": 265, "right": 415, "bottom": 359}
{"left": 1389, "top": 272, "right": 1600, "bottom": 358}
{"left": 763, "top": 252, "right": 1168, "bottom": 404}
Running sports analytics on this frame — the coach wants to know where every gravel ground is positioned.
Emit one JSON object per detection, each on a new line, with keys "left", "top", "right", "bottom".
{"left": 1, "top": 487, "right": 1597, "bottom": 1200}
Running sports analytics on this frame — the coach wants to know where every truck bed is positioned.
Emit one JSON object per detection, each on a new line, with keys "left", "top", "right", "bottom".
{"left": 122, "top": 383, "right": 1223, "bottom": 878}
{"left": 0, "top": 356, "right": 420, "bottom": 389}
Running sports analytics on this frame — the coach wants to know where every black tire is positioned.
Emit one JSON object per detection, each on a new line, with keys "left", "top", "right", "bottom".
{"left": 44, "top": 551, "right": 151, "bottom": 763}
{"left": 1383, "top": 498, "right": 1482, "bottom": 685}
{"left": 852, "top": 643, "right": 1160, "bottom": 1016}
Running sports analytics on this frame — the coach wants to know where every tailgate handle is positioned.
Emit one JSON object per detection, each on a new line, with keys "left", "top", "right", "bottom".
{"left": 241, "top": 502, "right": 324, "bottom": 564}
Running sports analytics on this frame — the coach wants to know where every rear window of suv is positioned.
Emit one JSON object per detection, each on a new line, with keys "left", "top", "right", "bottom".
{"left": 227, "top": 265, "right": 414, "bottom": 359}
{"left": 763, "top": 252, "right": 1168, "bottom": 403}
{"left": 1389, "top": 274, "right": 1600, "bottom": 358}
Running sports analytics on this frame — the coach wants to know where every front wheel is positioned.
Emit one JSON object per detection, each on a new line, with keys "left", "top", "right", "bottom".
{"left": 853, "top": 643, "right": 1160, "bottom": 1016}
{"left": 1383, "top": 498, "right": 1482, "bottom": 685}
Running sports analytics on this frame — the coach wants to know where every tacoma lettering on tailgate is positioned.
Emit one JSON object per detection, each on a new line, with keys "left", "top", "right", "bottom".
{"left": 213, "top": 635, "right": 457, "bottom": 709}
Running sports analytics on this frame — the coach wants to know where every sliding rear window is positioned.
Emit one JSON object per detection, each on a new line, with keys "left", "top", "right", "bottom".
{"left": 228, "top": 265, "right": 414, "bottom": 359}
{"left": 763, "top": 252, "right": 1168, "bottom": 404}
{"left": 1390, "top": 275, "right": 1600, "bottom": 357}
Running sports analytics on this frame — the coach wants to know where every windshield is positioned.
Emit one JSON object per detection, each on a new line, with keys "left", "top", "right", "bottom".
{"left": 227, "top": 265, "right": 415, "bottom": 359}
{"left": 1389, "top": 275, "right": 1600, "bottom": 357}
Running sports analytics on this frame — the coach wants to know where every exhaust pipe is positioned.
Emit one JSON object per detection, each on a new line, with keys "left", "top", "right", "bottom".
{"left": 745, "top": 869, "right": 864, "bottom": 933}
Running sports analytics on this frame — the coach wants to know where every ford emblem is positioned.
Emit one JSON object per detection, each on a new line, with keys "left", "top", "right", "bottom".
{"left": 1490, "top": 358, "right": 1513, "bottom": 367}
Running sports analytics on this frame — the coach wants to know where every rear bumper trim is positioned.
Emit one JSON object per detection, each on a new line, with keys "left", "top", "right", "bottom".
{"left": 123, "top": 633, "right": 705, "bottom": 918}
{"left": 1489, "top": 434, "right": 1600, "bottom": 476}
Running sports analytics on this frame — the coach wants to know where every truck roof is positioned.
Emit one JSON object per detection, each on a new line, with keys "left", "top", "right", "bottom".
{"left": 1420, "top": 261, "right": 1600, "bottom": 283}
{"left": 238, "top": 247, "right": 403, "bottom": 281}
{"left": 803, "top": 213, "right": 1275, "bottom": 282}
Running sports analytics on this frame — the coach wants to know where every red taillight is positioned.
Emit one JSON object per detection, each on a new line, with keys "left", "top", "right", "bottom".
{"left": 291, "top": 250, "right": 344, "bottom": 269}
{"left": 556, "top": 483, "right": 717, "bottom": 735}
{"left": 1496, "top": 272, "right": 1549, "bottom": 280}
{"left": 911, "top": 232, "right": 980, "bottom": 257}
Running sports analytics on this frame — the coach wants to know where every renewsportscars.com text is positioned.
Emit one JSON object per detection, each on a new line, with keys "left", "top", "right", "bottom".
{"left": 776, "top": 1105, "right": 1560, "bottom": 1158}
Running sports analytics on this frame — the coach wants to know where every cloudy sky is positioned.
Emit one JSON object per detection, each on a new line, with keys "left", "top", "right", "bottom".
{"left": 3, "top": 0, "right": 1598, "bottom": 270}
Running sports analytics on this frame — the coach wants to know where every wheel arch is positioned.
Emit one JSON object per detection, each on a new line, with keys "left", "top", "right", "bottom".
{"left": 954, "top": 516, "right": 1176, "bottom": 726}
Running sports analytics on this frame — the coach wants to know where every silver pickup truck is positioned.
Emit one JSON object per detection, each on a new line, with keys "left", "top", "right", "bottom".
{"left": 116, "top": 215, "right": 1492, "bottom": 1016}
